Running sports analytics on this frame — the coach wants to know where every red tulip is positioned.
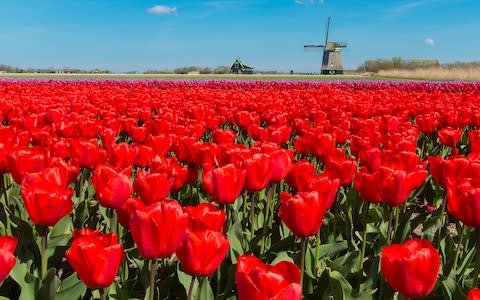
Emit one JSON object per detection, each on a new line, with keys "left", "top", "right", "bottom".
{"left": 134, "top": 145, "right": 153, "bottom": 168}
{"left": 146, "top": 134, "right": 173, "bottom": 157}
{"left": 0, "top": 143, "right": 10, "bottom": 174}
{"left": 324, "top": 155, "right": 357, "bottom": 186}
{"left": 285, "top": 160, "right": 316, "bottom": 191}
{"left": 69, "top": 139, "right": 107, "bottom": 170}
{"left": 92, "top": 164, "right": 132, "bottom": 209}
{"left": 212, "top": 128, "right": 236, "bottom": 144}
{"left": 279, "top": 190, "right": 333, "bottom": 237}
{"left": 50, "top": 157, "right": 80, "bottom": 185}
{"left": 235, "top": 255, "right": 301, "bottom": 300}
{"left": 184, "top": 203, "right": 226, "bottom": 232}
{"left": 447, "top": 178, "right": 480, "bottom": 227}
{"left": 65, "top": 229, "right": 124, "bottom": 289}
{"left": 20, "top": 167, "right": 74, "bottom": 226}
{"left": 150, "top": 156, "right": 189, "bottom": 191}
{"left": 202, "top": 164, "right": 246, "bottom": 205}
{"left": 6, "top": 146, "right": 50, "bottom": 184}
{"left": 129, "top": 125, "right": 147, "bottom": 143}
{"left": 243, "top": 153, "right": 273, "bottom": 192}
{"left": 428, "top": 156, "right": 470, "bottom": 189}
{"left": 416, "top": 114, "right": 438, "bottom": 134}
{"left": 0, "top": 236, "right": 17, "bottom": 283}
{"left": 133, "top": 170, "right": 173, "bottom": 205}
{"left": 468, "top": 288, "right": 480, "bottom": 300}
{"left": 354, "top": 167, "right": 382, "bottom": 204}
{"left": 116, "top": 197, "right": 144, "bottom": 230}
{"left": 381, "top": 239, "right": 440, "bottom": 298}
{"left": 268, "top": 149, "right": 293, "bottom": 183}
{"left": 438, "top": 127, "right": 462, "bottom": 148}
{"left": 176, "top": 230, "right": 229, "bottom": 277}
{"left": 130, "top": 199, "right": 188, "bottom": 259}
{"left": 108, "top": 143, "right": 136, "bottom": 170}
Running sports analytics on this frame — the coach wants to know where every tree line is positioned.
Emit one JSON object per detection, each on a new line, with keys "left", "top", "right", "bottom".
{"left": 357, "top": 57, "right": 440, "bottom": 73}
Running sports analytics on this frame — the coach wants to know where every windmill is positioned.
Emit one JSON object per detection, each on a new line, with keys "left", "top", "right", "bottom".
{"left": 304, "top": 17, "right": 347, "bottom": 75}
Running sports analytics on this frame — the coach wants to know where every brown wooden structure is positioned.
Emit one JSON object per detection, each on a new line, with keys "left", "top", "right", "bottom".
{"left": 304, "top": 17, "right": 347, "bottom": 74}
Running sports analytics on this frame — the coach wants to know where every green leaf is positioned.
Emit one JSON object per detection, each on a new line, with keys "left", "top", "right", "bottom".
{"left": 328, "top": 269, "right": 353, "bottom": 300}
{"left": 421, "top": 216, "right": 443, "bottom": 240}
{"left": 9, "top": 260, "right": 37, "bottom": 300}
{"left": 227, "top": 217, "right": 244, "bottom": 264}
{"left": 441, "top": 273, "right": 457, "bottom": 300}
{"left": 316, "top": 241, "right": 348, "bottom": 258}
{"left": 270, "top": 251, "right": 293, "bottom": 265}
{"left": 177, "top": 264, "right": 198, "bottom": 298}
{"left": 196, "top": 277, "right": 214, "bottom": 300}
{"left": 36, "top": 268, "right": 60, "bottom": 300}
{"left": 56, "top": 273, "right": 87, "bottom": 300}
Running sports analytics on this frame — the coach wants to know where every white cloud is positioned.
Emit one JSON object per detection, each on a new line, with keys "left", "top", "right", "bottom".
{"left": 147, "top": 5, "right": 177, "bottom": 15}
{"left": 295, "top": 0, "right": 324, "bottom": 5}
{"left": 424, "top": 37, "right": 435, "bottom": 46}
{"left": 390, "top": 0, "right": 442, "bottom": 14}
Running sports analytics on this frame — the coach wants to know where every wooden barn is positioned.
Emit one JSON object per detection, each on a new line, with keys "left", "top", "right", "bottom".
{"left": 231, "top": 58, "right": 254, "bottom": 74}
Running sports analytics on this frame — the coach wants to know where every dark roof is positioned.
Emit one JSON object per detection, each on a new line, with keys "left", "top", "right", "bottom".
{"left": 231, "top": 59, "right": 253, "bottom": 70}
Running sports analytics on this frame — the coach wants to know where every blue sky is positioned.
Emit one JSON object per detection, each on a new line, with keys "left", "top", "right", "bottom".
{"left": 0, "top": 0, "right": 479, "bottom": 72}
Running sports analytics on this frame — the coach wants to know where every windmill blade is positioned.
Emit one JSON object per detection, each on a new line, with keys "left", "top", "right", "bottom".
{"left": 304, "top": 45, "right": 324, "bottom": 48}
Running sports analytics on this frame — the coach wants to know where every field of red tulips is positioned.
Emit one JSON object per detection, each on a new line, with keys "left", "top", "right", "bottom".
{"left": 1, "top": 80, "right": 480, "bottom": 300}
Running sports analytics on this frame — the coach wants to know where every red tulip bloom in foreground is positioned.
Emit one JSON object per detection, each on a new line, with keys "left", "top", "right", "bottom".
{"left": 243, "top": 153, "right": 273, "bottom": 192}
{"left": 116, "top": 197, "right": 144, "bottom": 230}
{"left": 65, "top": 229, "right": 124, "bottom": 289}
{"left": 354, "top": 167, "right": 382, "bottom": 204}
{"left": 438, "top": 127, "right": 462, "bottom": 149}
{"left": 202, "top": 164, "right": 246, "bottom": 205}
{"left": 184, "top": 203, "right": 226, "bottom": 232}
{"left": 0, "top": 236, "right": 17, "bottom": 283}
{"left": 381, "top": 239, "right": 440, "bottom": 298}
{"left": 468, "top": 288, "right": 480, "bottom": 300}
{"left": 6, "top": 146, "right": 50, "bottom": 184}
{"left": 447, "top": 178, "right": 480, "bottom": 227}
{"left": 92, "top": 164, "right": 132, "bottom": 209}
{"left": 20, "top": 167, "right": 74, "bottom": 226}
{"left": 176, "top": 230, "right": 230, "bottom": 277}
{"left": 324, "top": 155, "right": 357, "bottom": 186}
{"left": 69, "top": 139, "right": 107, "bottom": 170}
{"left": 268, "top": 149, "right": 293, "bottom": 183}
{"left": 133, "top": 170, "right": 173, "bottom": 205}
{"left": 130, "top": 199, "right": 188, "bottom": 259}
{"left": 279, "top": 191, "right": 333, "bottom": 237}
{"left": 235, "top": 255, "right": 301, "bottom": 300}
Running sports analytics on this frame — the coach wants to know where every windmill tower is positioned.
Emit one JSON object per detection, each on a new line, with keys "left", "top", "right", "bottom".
{"left": 304, "top": 17, "right": 347, "bottom": 74}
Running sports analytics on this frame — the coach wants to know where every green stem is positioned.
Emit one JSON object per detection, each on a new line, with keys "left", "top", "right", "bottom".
{"left": 260, "top": 184, "right": 276, "bottom": 255}
{"left": 149, "top": 259, "right": 157, "bottom": 300}
{"left": 300, "top": 238, "right": 307, "bottom": 289}
{"left": 331, "top": 192, "right": 340, "bottom": 240}
{"left": 78, "top": 168, "right": 85, "bottom": 202}
{"left": 474, "top": 228, "right": 480, "bottom": 288}
{"left": 358, "top": 203, "right": 370, "bottom": 273}
{"left": 242, "top": 190, "right": 248, "bottom": 218}
{"left": 386, "top": 206, "right": 394, "bottom": 246}
{"left": 2, "top": 174, "right": 11, "bottom": 235}
{"left": 437, "top": 194, "right": 448, "bottom": 246}
{"left": 314, "top": 231, "right": 321, "bottom": 274}
{"left": 216, "top": 262, "right": 221, "bottom": 297}
{"left": 451, "top": 224, "right": 466, "bottom": 275}
{"left": 109, "top": 208, "right": 116, "bottom": 233}
{"left": 393, "top": 206, "right": 399, "bottom": 238}
{"left": 41, "top": 227, "right": 49, "bottom": 279}
{"left": 99, "top": 288, "right": 106, "bottom": 300}
{"left": 250, "top": 192, "right": 255, "bottom": 241}
{"left": 187, "top": 276, "right": 196, "bottom": 300}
